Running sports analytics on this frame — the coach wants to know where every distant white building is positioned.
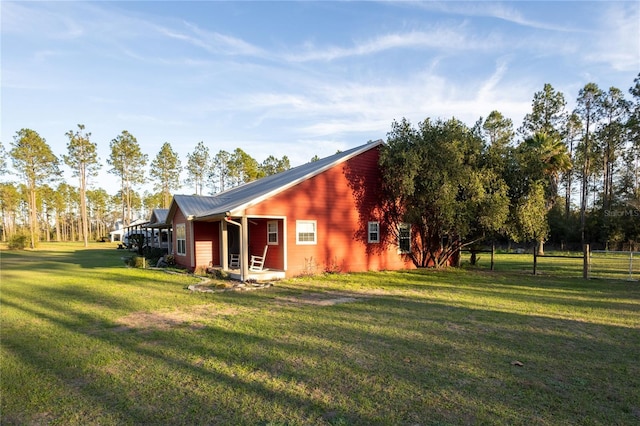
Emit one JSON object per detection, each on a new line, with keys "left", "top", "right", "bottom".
{"left": 109, "top": 219, "right": 146, "bottom": 242}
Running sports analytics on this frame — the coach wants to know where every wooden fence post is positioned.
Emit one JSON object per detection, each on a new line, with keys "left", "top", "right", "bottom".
{"left": 490, "top": 242, "right": 495, "bottom": 271}
{"left": 583, "top": 244, "right": 590, "bottom": 279}
{"left": 533, "top": 241, "right": 537, "bottom": 275}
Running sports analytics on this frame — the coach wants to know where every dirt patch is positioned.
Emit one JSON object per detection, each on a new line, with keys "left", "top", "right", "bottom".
{"left": 114, "top": 304, "right": 244, "bottom": 332}
{"left": 188, "top": 281, "right": 272, "bottom": 292}
{"left": 275, "top": 292, "right": 363, "bottom": 306}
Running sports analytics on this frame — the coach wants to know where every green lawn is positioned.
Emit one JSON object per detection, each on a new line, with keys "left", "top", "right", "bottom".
{"left": 1, "top": 243, "right": 639, "bottom": 425}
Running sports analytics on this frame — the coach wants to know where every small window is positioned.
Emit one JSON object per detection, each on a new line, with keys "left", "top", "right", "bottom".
{"left": 368, "top": 221, "right": 380, "bottom": 243}
{"left": 398, "top": 223, "right": 411, "bottom": 253}
{"left": 267, "top": 221, "right": 278, "bottom": 245}
{"left": 176, "top": 223, "right": 186, "bottom": 256}
{"left": 296, "top": 220, "right": 317, "bottom": 245}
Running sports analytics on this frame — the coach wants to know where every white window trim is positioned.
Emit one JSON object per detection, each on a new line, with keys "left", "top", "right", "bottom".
{"left": 398, "top": 223, "right": 411, "bottom": 254}
{"left": 267, "top": 220, "right": 279, "bottom": 245}
{"left": 296, "top": 220, "right": 317, "bottom": 245}
{"left": 176, "top": 223, "right": 187, "bottom": 256}
{"left": 368, "top": 221, "right": 380, "bottom": 243}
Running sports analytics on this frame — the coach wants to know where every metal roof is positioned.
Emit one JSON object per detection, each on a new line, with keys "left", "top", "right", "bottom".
{"left": 166, "top": 140, "right": 383, "bottom": 223}
{"left": 143, "top": 208, "right": 170, "bottom": 228}
{"left": 149, "top": 208, "right": 168, "bottom": 224}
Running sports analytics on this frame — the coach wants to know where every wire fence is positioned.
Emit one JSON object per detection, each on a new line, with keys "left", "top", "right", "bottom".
{"left": 590, "top": 250, "right": 640, "bottom": 281}
{"left": 533, "top": 253, "right": 584, "bottom": 277}
{"left": 463, "top": 246, "right": 640, "bottom": 281}
{"left": 528, "top": 249, "right": 639, "bottom": 281}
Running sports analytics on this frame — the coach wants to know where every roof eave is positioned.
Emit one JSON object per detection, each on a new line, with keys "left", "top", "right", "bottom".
{"left": 228, "top": 140, "right": 384, "bottom": 214}
{"left": 192, "top": 211, "right": 228, "bottom": 222}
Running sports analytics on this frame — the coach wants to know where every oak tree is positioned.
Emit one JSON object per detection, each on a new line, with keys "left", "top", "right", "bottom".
{"left": 380, "top": 117, "right": 509, "bottom": 268}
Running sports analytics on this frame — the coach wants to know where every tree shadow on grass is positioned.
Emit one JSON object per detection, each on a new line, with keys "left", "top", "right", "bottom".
{"left": 1, "top": 248, "right": 126, "bottom": 271}
{"left": 2, "top": 274, "right": 640, "bottom": 425}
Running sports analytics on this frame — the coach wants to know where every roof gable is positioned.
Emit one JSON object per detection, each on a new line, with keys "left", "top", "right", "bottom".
{"left": 166, "top": 140, "right": 383, "bottom": 223}
{"left": 149, "top": 208, "right": 168, "bottom": 224}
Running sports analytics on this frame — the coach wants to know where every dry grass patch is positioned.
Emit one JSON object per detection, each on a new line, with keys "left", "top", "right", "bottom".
{"left": 114, "top": 304, "right": 247, "bottom": 332}
{"left": 275, "top": 291, "right": 365, "bottom": 306}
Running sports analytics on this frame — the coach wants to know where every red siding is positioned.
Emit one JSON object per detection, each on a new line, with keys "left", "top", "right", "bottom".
{"left": 246, "top": 146, "right": 413, "bottom": 277}
{"left": 172, "top": 212, "right": 221, "bottom": 271}
{"left": 247, "top": 218, "right": 284, "bottom": 271}
{"left": 194, "top": 221, "right": 219, "bottom": 269}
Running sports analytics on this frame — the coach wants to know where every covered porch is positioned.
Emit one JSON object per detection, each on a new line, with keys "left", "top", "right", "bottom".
{"left": 227, "top": 267, "right": 286, "bottom": 282}
{"left": 201, "top": 214, "right": 287, "bottom": 282}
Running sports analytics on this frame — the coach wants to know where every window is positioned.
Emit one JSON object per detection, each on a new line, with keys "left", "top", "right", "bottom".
{"left": 398, "top": 223, "right": 411, "bottom": 253}
{"left": 368, "top": 221, "right": 380, "bottom": 243}
{"left": 267, "top": 221, "right": 278, "bottom": 245}
{"left": 296, "top": 220, "right": 317, "bottom": 245}
{"left": 176, "top": 223, "right": 186, "bottom": 256}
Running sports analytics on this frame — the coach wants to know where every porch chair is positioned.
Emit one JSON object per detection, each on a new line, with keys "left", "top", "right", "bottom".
{"left": 249, "top": 245, "right": 268, "bottom": 272}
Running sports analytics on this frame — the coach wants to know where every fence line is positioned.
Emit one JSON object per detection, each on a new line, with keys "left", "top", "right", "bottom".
{"left": 464, "top": 245, "right": 640, "bottom": 281}
{"left": 590, "top": 250, "right": 640, "bottom": 281}
{"left": 531, "top": 246, "right": 639, "bottom": 281}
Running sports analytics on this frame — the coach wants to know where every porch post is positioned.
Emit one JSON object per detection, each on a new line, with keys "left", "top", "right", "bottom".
{"left": 241, "top": 215, "right": 249, "bottom": 281}
{"left": 221, "top": 220, "right": 229, "bottom": 269}
{"left": 282, "top": 217, "right": 288, "bottom": 272}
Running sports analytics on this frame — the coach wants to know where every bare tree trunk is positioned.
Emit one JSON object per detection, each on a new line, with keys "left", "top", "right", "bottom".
{"left": 29, "top": 187, "right": 37, "bottom": 249}
{"left": 71, "top": 214, "right": 76, "bottom": 242}
{"left": 45, "top": 212, "right": 51, "bottom": 242}
{"left": 1, "top": 213, "right": 6, "bottom": 242}
{"left": 80, "top": 171, "right": 89, "bottom": 247}
{"left": 55, "top": 211, "right": 61, "bottom": 241}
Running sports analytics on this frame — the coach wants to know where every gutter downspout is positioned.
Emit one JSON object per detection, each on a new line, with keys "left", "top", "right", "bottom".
{"left": 224, "top": 215, "right": 244, "bottom": 282}
{"left": 187, "top": 216, "right": 195, "bottom": 269}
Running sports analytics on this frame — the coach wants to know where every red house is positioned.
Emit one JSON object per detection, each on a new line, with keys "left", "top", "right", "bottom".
{"left": 165, "top": 140, "right": 414, "bottom": 281}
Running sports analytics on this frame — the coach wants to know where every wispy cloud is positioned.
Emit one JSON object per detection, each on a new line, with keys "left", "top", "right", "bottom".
{"left": 408, "top": 1, "right": 585, "bottom": 33}
{"left": 204, "top": 62, "right": 531, "bottom": 139}
{"left": 1, "top": 2, "right": 84, "bottom": 39}
{"left": 586, "top": 2, "right": 640, "bottom": 72}
{"left": 153, "top": 21, "right": 266, "bottom": 57}
{"left": 477, "top": 58, "right": 510, "bottom": 101}
{"left": 284, "top": 26, "right": 500, "bottom": 62}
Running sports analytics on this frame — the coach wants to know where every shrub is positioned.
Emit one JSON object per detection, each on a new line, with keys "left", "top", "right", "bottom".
{"left": 7, "top": 234, "right": 29, "bottom": 250}
{"left": 194, "top": 265, "right": 209, "bottom": 276}
{"left": 211, "top": 268, "right": 230, "bottom": 280}
{"left": 125, "top": 255, "right": 146, "bottom": 268}
{"left": 324, "top": 256, "right": 343, "bottom": 274}
{"left": 298, "top": 257, "right": 318, "bottom": 276}
{"left": 143, "top": 247, "right": 166, "bottom": 266}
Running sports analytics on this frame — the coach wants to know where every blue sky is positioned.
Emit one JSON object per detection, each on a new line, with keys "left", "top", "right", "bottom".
{"left": 2, "top": 1, "right": 639, "bottom": 196}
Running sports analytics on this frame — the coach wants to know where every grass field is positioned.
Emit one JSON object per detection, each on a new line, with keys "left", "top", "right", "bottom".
{"left": 1, "top": 242, "right": 639, "bottom": 425}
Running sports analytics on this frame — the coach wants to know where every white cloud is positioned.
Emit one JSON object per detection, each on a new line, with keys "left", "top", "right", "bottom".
{"left": 477, "top": 58, "right": 510, "bottom": 101}
{"left": 153, "top": 21, "right": 265, "bottom": 57}
{"left": 408, "top": 1, "right": 585, "bottom": 33}
{"left": 586, "top": 2, "right": 640, "bottom": 72}
{"left": 284, "top": 26, "right": 500, "bottom": 62}
{"left": 1, "top": 2, "right": 84, "bottom": 39}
